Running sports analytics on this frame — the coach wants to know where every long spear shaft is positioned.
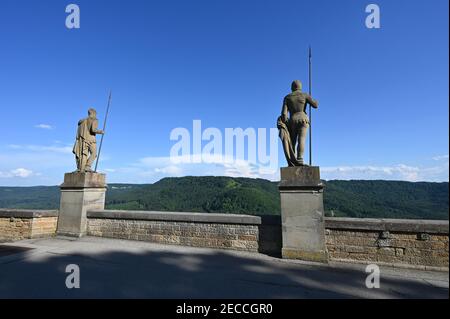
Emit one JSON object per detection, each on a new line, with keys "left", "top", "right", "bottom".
{"left": 308, "top": 46, "right": 312, "bottom": 166}
{"left": 94, "top": 91, "right": 112, "bottom": 172}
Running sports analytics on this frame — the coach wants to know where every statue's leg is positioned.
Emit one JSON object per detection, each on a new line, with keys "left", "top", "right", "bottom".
{"left": 289, "top": 120, "right": 298, "bottom": 159}
{"left": 86, "top": 142, "right": 97, "bottom": 171}
{"left": 80, "top": 154, "right": 87, "bottom": 172}
{"left": 282, "top": 138, "right": 294, "bottom": 166}
{"left": 297, "top": 124, "right": 308, "bottom": 164}
{"left": 75, "top": 157, "right": 80, "bottom": 172}
{"left": 78, "top": 143, "right": 87, "bottom": 172}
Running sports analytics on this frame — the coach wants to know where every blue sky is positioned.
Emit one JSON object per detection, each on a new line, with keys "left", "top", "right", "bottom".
{"left": 0, "top": 0, "right": 448, "bottom": 186}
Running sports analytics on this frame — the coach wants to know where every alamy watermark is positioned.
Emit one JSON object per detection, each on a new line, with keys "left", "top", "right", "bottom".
{"left": 365, "top": 4, "right": 381, "bottom": 29}
{"left": 170, "top": 120, "right": 279, "bottom": 175}
{"left": 365, "top": 264, "right": 380, "bottom": 289}
{"left": 65, "top": 264, "right": 80, "bottom": 289}
{"left": 65, "top": 4, "right": 80, "bottom": 29}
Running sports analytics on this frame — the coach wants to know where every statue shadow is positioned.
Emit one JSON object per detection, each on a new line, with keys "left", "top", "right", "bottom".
{"left": 0, "top": 239, "right": 447, "bottom": 299}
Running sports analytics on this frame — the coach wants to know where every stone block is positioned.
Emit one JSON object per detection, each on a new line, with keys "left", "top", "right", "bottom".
{"left": 61, "top": 172, "right": 106, "bottom": 189}
{"left": 279, "top": 166, "right": 323, "bottom": 190}
{"left": 57, "top": 172, "right": 106, "bottom": 237}
{"left": 279, "top": 166, "right": 328, "bottom": 263}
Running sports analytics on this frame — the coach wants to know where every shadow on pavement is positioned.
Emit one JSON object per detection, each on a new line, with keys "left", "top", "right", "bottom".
{"left": 0, "top": 241, "right": 447, "bottom": 299}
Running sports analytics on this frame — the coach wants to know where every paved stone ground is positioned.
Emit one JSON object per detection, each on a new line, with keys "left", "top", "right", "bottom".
{"left": 0, "top": 236, "right": 448, "bottom": 299}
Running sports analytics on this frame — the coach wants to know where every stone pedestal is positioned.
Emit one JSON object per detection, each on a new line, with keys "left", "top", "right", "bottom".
{"left": 57, "top": 172, "right": 106, "bottom": 237}
{"left": 279, "top": 166, "right": 328, "bottom": 263}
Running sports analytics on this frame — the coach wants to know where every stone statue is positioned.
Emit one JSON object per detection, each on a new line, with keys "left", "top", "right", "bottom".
{"left": 73, "top": 108, "right": 104, "bottom": 172}
{"left": 277, "top": 80, "right": 318, "bottom": 166}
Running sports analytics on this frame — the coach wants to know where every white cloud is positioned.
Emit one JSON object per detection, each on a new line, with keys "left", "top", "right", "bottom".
{"left": 154, "top": 165, "right": 183, "bottom": 175}
{"left": 8, "top": 144, "right": 72, "bottom": 154}
{"left": 432, "top": 154, "right": 449, "bottom": 161}
{"left": 0, "top": 142, "right": 75, "bottom": 185}
{"left": 0, "top": 168, "right": 35, "bottom": 178}
{"left": 142, "top": 155, "right": 277, "bottom": 179}
{"left": 34, "top": 124, "right": 53, "bottom": 130}
{"left": 322, "top": 162, "right": 449, "bottom": 182}
{"left": 101, "top": 155, "right": 279, "bottom": 184}
{"left": 103, "top": 154, "right": 449, "bottom": 184}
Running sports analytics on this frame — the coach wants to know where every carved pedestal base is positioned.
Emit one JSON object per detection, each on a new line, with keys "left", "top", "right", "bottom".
{"left": 57, "top": 172, "right": 106, "bottom": 238}
{"left": 279, "top": 166, "right": 328, "bottom": 263}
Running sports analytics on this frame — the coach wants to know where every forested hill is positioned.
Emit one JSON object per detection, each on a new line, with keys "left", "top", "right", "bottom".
{"left": 0, "top": 177, "right": 448, "bottom": 220}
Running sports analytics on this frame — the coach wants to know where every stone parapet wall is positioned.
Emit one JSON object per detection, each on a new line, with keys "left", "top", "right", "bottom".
{"left": 252, "top": 216, "right": 449, "bottom": 268}
{"left": 0, "top": 209, "right": 59, "bottom": 241}
{"left": 325, "top": 218, "right": 449, "bottom": 269}
{"left": 87, "top": 210, "right": 261, "bottom": 252}
{"left": 1, "top": 207, "right": 448, "bottom": 269}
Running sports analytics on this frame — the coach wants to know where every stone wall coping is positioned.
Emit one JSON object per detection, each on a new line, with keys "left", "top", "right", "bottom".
{"left": 0, "top": 209, "right": 59, "bottom": 219}
{"left": 87, "top": 209, "right": 262, "bottom": 225}
{"left": 61, "top": 172, "right": 106, "bottom": 189}
{"left": 325, "top": 217, "right": 449, "bottom": 234}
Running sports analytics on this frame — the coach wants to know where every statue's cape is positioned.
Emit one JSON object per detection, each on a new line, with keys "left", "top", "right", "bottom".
{"left": 277, "top": 116, "right": 302, "bottom": 166}
{"left": 73, "top": 119, "right": 91, "bottom": 158}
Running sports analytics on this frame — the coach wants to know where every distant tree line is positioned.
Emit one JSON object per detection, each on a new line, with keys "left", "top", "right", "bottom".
{"left": 0, "top": 177, "right": 448, "bottom": 220}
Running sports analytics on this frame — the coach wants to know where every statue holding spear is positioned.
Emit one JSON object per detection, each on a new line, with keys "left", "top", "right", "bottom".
{"left": 72, "top": 92, "right": 111, "bottom": 173}
{"left": 277, "top": 47, "right": 318, "bottom": 166}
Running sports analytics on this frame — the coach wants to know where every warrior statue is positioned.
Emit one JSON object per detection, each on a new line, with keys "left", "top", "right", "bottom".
{"left": 277, "top": 80, "right": 318, "bottom": 166}
{"left": 73, "top": 108, "right": 104, "bottom": 172}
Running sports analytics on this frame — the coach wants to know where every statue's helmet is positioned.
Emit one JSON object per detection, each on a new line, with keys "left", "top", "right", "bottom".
{"left": 88, "top": 108, "right": 97, "bottom": 117}
{"left": 291, "top": 80, "right": 302, "bottom": 92}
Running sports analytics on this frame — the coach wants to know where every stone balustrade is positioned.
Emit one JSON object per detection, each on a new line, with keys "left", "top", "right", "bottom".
{"left": 0, "top": 208, "right": 448, "bottom": 269}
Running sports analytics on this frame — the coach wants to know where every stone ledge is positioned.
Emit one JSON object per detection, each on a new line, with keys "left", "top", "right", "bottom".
{"left": 61, "top": 172, "right": 106, "bottom": 189}
{"left": 325, "top": 217, "right": 449, "bottom": 234}
{"left": 279, "top": 166, "right": 324, "bottom": 190}
{"left": 0, "top": 209, "right": 59, "bottom": 219}
{"left": 87, "top": 210, "right": 262, "bottom": 225}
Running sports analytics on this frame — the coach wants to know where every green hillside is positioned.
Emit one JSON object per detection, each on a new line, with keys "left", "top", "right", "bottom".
{"left": 0, "top": 177, "right": 448, "bottom": 220}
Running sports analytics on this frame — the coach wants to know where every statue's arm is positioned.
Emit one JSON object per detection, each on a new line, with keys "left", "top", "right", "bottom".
{"left": 91, "top": 119, "right": 104, "bottom": 135}
{"left": 306, "top": 94, "right": 319, "bottom": 109}
{"left": 281, "top": 98, "right": 288, "bottom": 122}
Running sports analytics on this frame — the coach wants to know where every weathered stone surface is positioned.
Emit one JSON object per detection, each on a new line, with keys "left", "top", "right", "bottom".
{"left": 30, "top": 217, "right": 58, "bottom": 238}
{"left": 257, "top": 214, "right": 448, "bottom": 268}
{"left": 326, "top": 228, "right": 449, "bottom": 268}
{"left": 1, "top": 206, "right": 448, "bottom": 269}
{"left": 87, "top": 218, "right": 259, "bottom": 252}
{"left": 278, "top": 80, "right": 319, "bottom": 166}
{"left": 0, "top": 209, "right": 58, "bottom": 218}
{"left": 279, "top": 166, "right": 328, "bottom": 263}
{"left": 73, "top": 108, "right": 105, "bottom": 173}
{"left": 326, "top": 217, "right": 449, "bottom": 234}
{"left": 0, "top": 214, "right": 57, "bottom": 242}
{"left": 282, "top": 248, "right": 328, "bottom": 263}
{"left": 57, "top": 172, "right": 106, "bottom": 237}
{"left": 279, "top": 166, "right": 323, "bottom": 189}
{"left": 87, "top": 210, "right": 261, "bottom": 225}
{"left": 61, "top": 172, "right": 106, "bottom": 189}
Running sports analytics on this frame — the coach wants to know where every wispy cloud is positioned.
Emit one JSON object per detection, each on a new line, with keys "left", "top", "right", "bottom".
{"left": 154, "top": 165, "right": 183, "bottom": 175}
{"left": 8, "top": 144, "right": 72, "bottom": 154}
{"left": 34, "top": 124, "right": 53, "bottom": 130}
{"left": 100, "top": 154, "right": 450, "bottom": 184}
{"left": 322, "top": 162, "right": 449, "bottom": 182}
{"left": 138, "top": 155, "right": 277, "bottom": 180}
{"left": 99, "top": 155, "right": 279, "bottom": 184}
{"left": 432, "top": 154, "right": 449, "bottom": 161}
{"left": 0, "top": 143, "right": 74, "bottom": 185}
{"left": 0, "top": 168, "right": 35, "bottom": 178}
